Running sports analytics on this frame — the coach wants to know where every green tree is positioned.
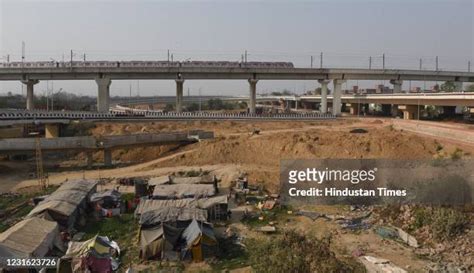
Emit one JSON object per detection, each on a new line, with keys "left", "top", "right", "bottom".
{"left": 440, "top": 81, "right": 457, "bottom": 92}
{"left": 466, "top": 84, "right": 474, "bottom": 92}
{"left": 163, "top": 103, "right": 174, "bottom": 112}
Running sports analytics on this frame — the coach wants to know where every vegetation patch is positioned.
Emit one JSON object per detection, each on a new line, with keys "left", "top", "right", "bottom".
{"left": 245, "top": 230, "right": 364, "bottom": 273}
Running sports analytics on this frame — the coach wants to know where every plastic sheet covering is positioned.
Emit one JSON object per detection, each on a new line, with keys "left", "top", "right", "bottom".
{"left": 0, "top": 217, "right": 61, "bottom": 258}
{"left": 152, "top": 184, "right": 216, "bottom": 199}
{"left": 139, "top": 207, "right": 207, "bottom": 226}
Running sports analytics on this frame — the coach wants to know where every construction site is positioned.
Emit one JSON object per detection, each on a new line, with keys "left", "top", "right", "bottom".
{"left": 0, "top": 116, "right": 473, "bottom": 273}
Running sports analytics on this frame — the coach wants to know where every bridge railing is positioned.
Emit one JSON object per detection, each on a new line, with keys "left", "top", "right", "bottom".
{"left": 0, "top": 109, "right": 335, "bottom": 120}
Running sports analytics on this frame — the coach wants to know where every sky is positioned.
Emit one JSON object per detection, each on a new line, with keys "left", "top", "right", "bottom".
{"left": 0, "top": 0, "right": 473, "bottom": 97}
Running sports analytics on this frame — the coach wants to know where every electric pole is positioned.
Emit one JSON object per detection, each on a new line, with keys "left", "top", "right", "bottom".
{"left": 320, "top": 52, "right": 323, "bottom": 68}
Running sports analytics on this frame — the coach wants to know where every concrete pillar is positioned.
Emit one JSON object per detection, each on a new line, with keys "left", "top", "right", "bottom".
{"left": 45, "top": 124, "right": 60, "bottom": 138}
{"left": 248, "top": 79, "right": 258, "bottom": 114}
{"left": 318, "top": 80, "right": 330, "bottom": 113}
{"left": 104, "top": 149, "right": 112, "bottom": 166}
{"left": 332, "top": 79, "right": 345, "bottom": 116}
{"left": 175, "top": 79, "right": 184, "bottom": 113}
{"left": 87, "top": 152, "right": 93, "bottom": 168}
{"left": 96, "top": 78, "right": 112, "bottom": 112}
{"left": 390, "top": 80, "right": 403, "bottom": 93}
{"left": 22, "top": 80, "right": 39, "bottom": 110}
{"left": 391, "top": 105, "right": 399, "bottom": 117}
{"left": 453, "top": 82, "right": 463, "bottom": 92}
{"left": 399, "top": 105, "right": 419, "bottom": 120}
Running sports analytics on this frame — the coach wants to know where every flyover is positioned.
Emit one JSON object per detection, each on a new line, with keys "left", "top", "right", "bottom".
{"left": 0, "top": 130, "right": 214, "bottom": 166}
{"left": 1, "top": 64, "right": 473, "bottom": 115}
{"left": 0, "top": 110, "right": 335, "bottom": 126}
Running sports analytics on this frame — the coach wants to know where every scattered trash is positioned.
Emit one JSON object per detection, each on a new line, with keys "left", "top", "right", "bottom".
{"left": 375, "top": 226, "right": 419, "bottom": 248}
{"left": 296, "top": 210, "right": 323, "bottom": 221}
{"left": 359, "top": 255, "right": 407, "bottom": 273}
{"left": 258, "top": 226, "right": 276, "bottom": 233}
{"left": 338, "top": 212, "right": 372, "bottom": 230}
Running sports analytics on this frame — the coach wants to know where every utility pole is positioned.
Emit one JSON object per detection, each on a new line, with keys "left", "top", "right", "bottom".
{"left": 320, "top": 52, "right": 323, "bottom": 68}
{"left": 382, "top": 53, "right": 385, "bottom": 69}
{"left": 167, "top": 49, "right": 170, "bottom": 63}
{"left": 70, "top": 50, "right": 73, "bottom": 68}
{"left": 83, "top": 54, "right": 86, "bottom": 61}
{"left": 21, "top": 41, "right": 25, "bottom": 68}
{"left": 171, "top": 54, "right": 174, "bottom": 62}
{"left": 419, "top": 58, "right": 422, "bottom": 70}
{"left": 435, "top": 56, "right": 438, "bottom": 71}
{"left": 245, "top": 50, "right": 248, "bottom": 63}
{"left": 468, "top": 61, "right": 471, "bottom": 72}
{"left": 369, "top": 56, "right": 372, "bottom": 69}
{"left": 6, "top": 54, "right": 9, "bottom": 63}
{"left": 310, "top": 56, "right": 313, "bottom": 68}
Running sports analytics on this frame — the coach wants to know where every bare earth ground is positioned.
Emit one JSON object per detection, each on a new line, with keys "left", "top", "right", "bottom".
{"left": 1, "top": 118, "right": 473, "bottom": 272}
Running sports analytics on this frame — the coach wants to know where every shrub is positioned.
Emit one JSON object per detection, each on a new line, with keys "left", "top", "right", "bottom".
{"left": 246, "top": 230, "right": 360, "bottom": 273}
{"left": 431, "top": 208, "right": 470, "bottom": 240}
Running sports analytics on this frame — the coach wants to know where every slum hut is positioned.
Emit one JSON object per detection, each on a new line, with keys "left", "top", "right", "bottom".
{"left": 139, "top": 223, "right": 184, "bottom": 261}
{"left": 57, "top": 235, "right": 120, "bottom": 273}
{"left": 134, "top": 199, "right": 197, "bottom": 218}
{"left": 0, "top": 217, "right": 64, "bottom": 259}
{"left": 171, "top": 175, "right": 218, "bottom": 189}
{"left": 27, "top": 179, "right": 98, "bottom": 229}
{"left": 181, "top": 219, "right": 217, "bottom": 262}
{"left": 139, "top": 207, "right": 208, "bottom": 229}
{"left": 197, "top": 195, "right": 229, "bottom": 221}
{"left": 89, "top": 189, "right": 122, "bottom": 217}
{"left": 152, "top": 184, "right": 216, "bottom": 200}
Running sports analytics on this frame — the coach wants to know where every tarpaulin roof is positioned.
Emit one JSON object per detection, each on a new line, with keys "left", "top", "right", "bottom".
{"left": 148, "top": 176, "right": 171, "bottom": 186}
{"left": 56, "top": 179, "right": 98, "bottom": 194}
{"left": 28, "top": 200, "right": 77, "bottom": 218}
{"left": 139, "top": 207, "right": 208, "bottom": 226}
{"left": 0, "top": 217, "right": 60, "bottom": 258}
{"left": 135, "top": 196, "right": 228, "bottom": 217}
{"left": 196, "top": 196, "right": 228, "bottom": 209}
{"left": 152, "top": 184, "right": 216, "bottom": 199}
{"left": 90, "top": 190, "right": 121, "bottom": 203}
{"left": 182, "top": 219, "right": 216, "bottom": 249}
{"left": 135, "top": 199, "right": 197, "bottom": 217}
{"left": 63, "top": 235, "right": 116, "bottom": 259}
{"left": 171, "top": 175, "right": 216, "bottom": 185}
{"left": 27, "top": 179, "right": 98, "bottom": 219}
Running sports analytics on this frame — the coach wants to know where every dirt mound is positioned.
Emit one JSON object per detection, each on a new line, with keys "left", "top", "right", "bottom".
{"left": 141, "top": 126, "right": 439, "bottom": 192}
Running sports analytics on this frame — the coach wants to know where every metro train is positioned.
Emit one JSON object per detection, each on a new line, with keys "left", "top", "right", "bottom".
{"left": 0, "top": 60, "right": 294, "bottom": 69}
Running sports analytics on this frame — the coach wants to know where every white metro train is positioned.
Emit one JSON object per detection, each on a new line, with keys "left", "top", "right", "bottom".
{"left": 0, "top": 60, "right": 294, "bottom": 69}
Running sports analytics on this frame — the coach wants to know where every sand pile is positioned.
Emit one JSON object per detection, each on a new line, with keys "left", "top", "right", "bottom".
{"left": 154, "top": 126, "right": 438, "bottom": 168}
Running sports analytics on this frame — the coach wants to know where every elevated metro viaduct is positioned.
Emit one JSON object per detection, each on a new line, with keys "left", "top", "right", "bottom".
{"left": 1, "top": 65, "right": 473, "bottom": 115}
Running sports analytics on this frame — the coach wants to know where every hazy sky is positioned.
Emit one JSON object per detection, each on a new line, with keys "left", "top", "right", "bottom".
{"left": 1, "top": 0, "right": 473, "bottom": 97}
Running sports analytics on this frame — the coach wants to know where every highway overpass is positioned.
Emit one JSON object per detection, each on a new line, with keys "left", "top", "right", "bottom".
{"left": 0, "top": 130, "right": 214, "bottom": 166}
{"left": 0, "top": 110, "right": 335, "bottom": 126}
{"left": 1, "top": 63, "right": 474, "bottom": 115}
